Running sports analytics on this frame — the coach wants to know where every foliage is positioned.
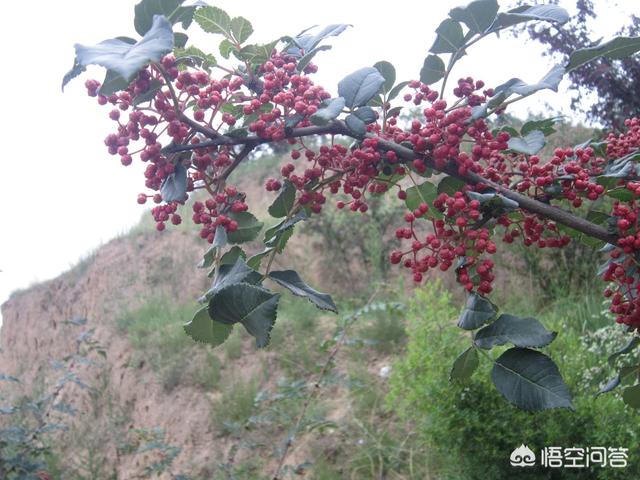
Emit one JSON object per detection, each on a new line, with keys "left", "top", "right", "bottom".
{"left": 63, "top": 0, "right": 640, "bottom": 412}
{"left": 516, "top": 0, "right": 640, "bottom": 129}
{"left": 389, "top": 283, "right": 640, "bottom": 479}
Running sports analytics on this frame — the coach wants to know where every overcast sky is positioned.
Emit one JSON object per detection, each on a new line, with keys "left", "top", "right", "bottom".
{"left": 0, "top": 0, "right": 636, "bottom": 323}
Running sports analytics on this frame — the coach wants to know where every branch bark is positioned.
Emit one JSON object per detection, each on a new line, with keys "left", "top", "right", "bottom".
{"left": 171, "top": 119, "right": 618, "bottom": 245}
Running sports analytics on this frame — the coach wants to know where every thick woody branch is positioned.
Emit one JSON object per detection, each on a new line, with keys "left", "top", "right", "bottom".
{"left": 173, "top": 119, "right": 617, "bottom": 246}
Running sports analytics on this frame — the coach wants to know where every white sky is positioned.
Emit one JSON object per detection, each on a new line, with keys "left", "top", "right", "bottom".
{"left": 0, "top": 0, "right": 637, "bottom": 323}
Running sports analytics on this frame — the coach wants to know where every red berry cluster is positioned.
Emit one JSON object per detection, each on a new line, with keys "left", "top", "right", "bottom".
{"left": 191, "top": 186, "right": 247, "bottom": 243}
{"left": 390, "top": 191, "right": 497, "bottom": 294}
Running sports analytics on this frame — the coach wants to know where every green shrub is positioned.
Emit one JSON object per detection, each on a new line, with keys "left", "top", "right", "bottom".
{"left": 388, "top": 283, "right": 640, "bottom": 480}
{"left": 117, "top": 299, "right": 222, "bottom": 391}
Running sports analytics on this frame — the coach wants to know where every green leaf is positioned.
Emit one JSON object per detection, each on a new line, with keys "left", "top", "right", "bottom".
{"left": 269, "top": 270, "right": 337, "bottom": 312}
{"left": 226, "top": 212, "right": 263, "bottom": 244}
{"left": 622, "top": 384, "right": 640, "bottom": 409}
{"left": 599, "top": 365, "right": 640, "bottom": 396}
{"left": 132, "top": 78, "right": 163, "bottom": 105}
{"left": 607, "top": 187, "right": 635, "bottom": 202}
{"left": 437, "top": 176, "right": 465, "bottom": 195}
{"left": 268, "top": 180, "right": 296, "bottom": 218}
{"left": 521, "top": 117, "right": 561, "bottom": 136}
{"left": 98, "top": 69, "right": 130, "bottom": 96}
{"left": 567, "top": 36, "right": 640, "bottom": 72}
{"left": 429, "top": 19, "right": 464, "bottom": 55}
{"left": 247, "top": 248, "right": 273, "bottom": 270}
{"left": 492, "top": 347, "right": 572, "bottom": 411}
{"left": 289, "top": 24, "right": 351, "bottom": 57}
{"left": 194, "top": 6, "right": 231, "bottom": 37}
{"left": 235, "top": 40, "right": 279, "bottom": 65}
{"left": 420, "top": 55, "right": 446, "bottom": 85}
{"left": 212, "top": 224, "right": 227, "bottom": 249}
{"left": 458, "top": 292, "right": 497, "bottom": 330}
{"left": 373, "top": 60, "right": 396, "bottom": 92}
{"left": 449, "top": 0, "right": 499, "bottom": 34}
{"left": 405, "top": 182, "right": 436, "bottom": 211}
{"left": 310, "top": 97, "right": 346, "bottom": 125}
{"left": 219, "top": 38, "right": 234, "bottom": 58}
{"left": 74, "top": 15, "right": 174, "bottom": 81}
{"left": 353, "top": 106, "right": 377, "bottom": 124}
{"left": 231, "top": 16, "right": 253, "bottom": 43}
{"left": 134, "top": 0, "right": 196, "bottom": 36}
{"left": 160, "top": 162, "right": 187, "bottom": 202}
{"left": 174, "top": 45, "right": 216, "bottom": 69}
{"left": 220, "top": 246, "right": 246, "bottom": 266}
{"left": 474, "top": 314, "right": 557, "bottom": 349}
{"left": 184, "top": 306, "right": 233, "bottom": 347}
{"left": 345, "top": 114, "right": 367, "bottom": 136}
{"left": 508, "top": 130, "right": 545, "bottom": 155}
{"left": 608, "top": 336, "right": 640, "bottom": 365}
{"left": 297, "top": 45, "right": 332, "bottom": 72}
{"left": 208, "top": 283, "right": 280, "bottom": 347}
{"left": 388, "top": 81, "right": 409, "bottom": 101}
{"left": 61, "top": 58, "right": 86, "bottom": 92}
{"left": 450, "top": 347, "right": 479, "bottom": 382}
{"left": 173, "top": 33, "right": 188, "bottom": 49}
{"left": 487, "top": 5, "right": 569, "bottom": 34}
{"left": 197, "top": 245, "right": 216, "bottom": 269}
{"left": 338, "top": 67, "right": 385, "bottom": 109}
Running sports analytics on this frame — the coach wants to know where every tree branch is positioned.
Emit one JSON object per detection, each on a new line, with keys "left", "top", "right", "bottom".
{"left": 168, "top": 119, "right": 617, "bottom": 245}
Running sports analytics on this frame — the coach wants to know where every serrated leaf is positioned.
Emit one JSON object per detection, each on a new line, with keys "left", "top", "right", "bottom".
{"left": 269, "top": 270, "right": 337, "bottom": 312}
{"left": 310, "top": 97, "right": 345, "bottom": 125}
{"left": 353, "top": 106, "right": 377, "bottom": 124}
{"left": 61, "top": 58, "right": 86, "bottom": 92}
{"left": 458, "top": 292, "right": 497, "bottom": 330}
{"left": 345, "top": 114, "right": 367, "bottom": 136}
{"left": 184, "top": 306, "right": 233, "bottom": 347}
{"left": 268, "top": 180, "right": 296, "bottom": 218}
{"left": 450, "top": 347, "right": 479, "bottom": 382}
{"left": 212, "top": 224, "right": 227, "bottom": 248}
{"left": 373, "top": 61, "right": 396, "bottom": 92}
{"left": 160, "top": 162, "right": 187, "bottom": 202}
{"left": 209, "top": 283, "right": 280, "bottom": 347}
{"left": 219, "top": 38, "right": 234, "bottom": 58}
{"left": 197, "top": 245, "right": 216, "bottom": 269}
{"left": 607, "top": 187, "right": 635, "bottom": 202}
{"left": 508, "top": 130, "right": 545, "bottom": 155}
{"left": 174, "top": 45, "right": 216, "bottom": 69}
{"left": 289, "top": 24, "right": 351, "bottom": 57}
{"left": 437, "top": 176, "right": 465, "bottom": 195}
{"left": 420, "top": 55, "right": 446, "bottom": 85}
{"left": 567, "top": 36, "right": 640, "bottom": 72}
{"left": 247, "top": 248, "right": 273, "bottom": 270}
{"left": 608, "top": 336, "right": 640, "bottom": 365}
{"left": 487, "top": 4, "right": 569, "bottom": 34}
{"left": 297, "top": 45, "right": 332, "bottom": 72}
{"left": 521, "top": 116, "right": 561, "bottom": 136}
{"left": 622, "top": 384, "right": 640, "bottom": 409}
{"left": 75, "top": 15, "right": 174, "bottom": 82}
{"left": 235, "top": 40, "right": 279, "bottom": 65}
{"left": 474, "top": 314, "right": 557, "bottom": 349}
{"left": 388, "top": 81, "right": 410, "bottom": 101}
{"left": 405, "top": 182, "right": 436, "bottom": 211}
{"left": 194, "top": 5, "right": 231, "bottom": 37}
{"left": 231, "top": 16, "right": 253, "bottom": 43}
{"left": 98, "top": 69, "right": 130, "bottom": 96}
{"left": 226, "top": 211, "right": 262, "bottom": 244}
{"left": 492, "top": 347, "right": 572, "bottom": 411}
{"left": 449, "top": 0, "right": 499, "bottom": 34}
{"left": 338, "top": 67, "right": 385, "bottom": 109}
{"left": 134, "top": 0, "right": 196, "bottom": 36}
{"left": 220, "top": 246, "right": 246, "bottom": 265}
{"left": 429, "top": 19, "right": 464, "bottom": 55}
{"left": 133, "top": 78, "right": 163, "bottom": 105}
